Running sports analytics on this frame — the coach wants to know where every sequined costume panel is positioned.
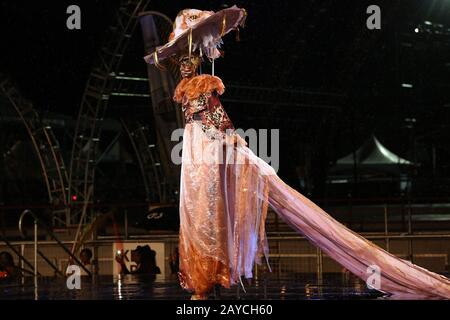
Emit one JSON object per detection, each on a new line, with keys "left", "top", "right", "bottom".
{"left": 182, "top": 92, "right": 235, "bottom": 140}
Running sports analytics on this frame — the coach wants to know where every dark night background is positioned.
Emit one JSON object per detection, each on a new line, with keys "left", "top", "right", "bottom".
{"left": 1, "top": 2, "right": 450, "bottom": 302}
{"left": 0, "top": 0, "right": 450, "bottom": 208}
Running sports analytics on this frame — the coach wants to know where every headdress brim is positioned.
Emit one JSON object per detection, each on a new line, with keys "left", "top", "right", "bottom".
{"left": 144, "top": 5, "right": 246, "bottom": 65}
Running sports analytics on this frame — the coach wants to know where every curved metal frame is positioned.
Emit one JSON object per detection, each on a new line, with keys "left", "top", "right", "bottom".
{"left": 68, "top": 0, "right": 151, "bottom": 226}
{"left": 0, "top": 74, "right": 70, "bottom": 226}
{"left": 121, "top": 119, "right": 164, "bottom": 202}
{"left": 139, "top": 11, "right": 173, "bottom": 27}
{"left": 139, "top": 11, "right": 180, "bottom": 82}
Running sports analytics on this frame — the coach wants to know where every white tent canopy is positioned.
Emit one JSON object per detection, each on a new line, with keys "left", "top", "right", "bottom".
{"left": 329, "top": 135, "right": 416, "bottom": 175}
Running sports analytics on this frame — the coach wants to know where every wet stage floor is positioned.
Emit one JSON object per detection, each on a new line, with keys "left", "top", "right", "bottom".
{"left": 0, "top": 274, "right": 384, "bottom": 300}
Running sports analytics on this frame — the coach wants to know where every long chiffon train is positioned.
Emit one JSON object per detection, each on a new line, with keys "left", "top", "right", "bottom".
{"left": 268, "top": 174, "right": 450, "bottom": 299}
{"left": 178, "top": 120, "right": 450, "bottom": 299}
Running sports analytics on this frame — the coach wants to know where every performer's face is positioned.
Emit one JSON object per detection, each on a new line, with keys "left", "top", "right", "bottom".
{"left": 179, "top": 56, "right": 198, "bottom": 78}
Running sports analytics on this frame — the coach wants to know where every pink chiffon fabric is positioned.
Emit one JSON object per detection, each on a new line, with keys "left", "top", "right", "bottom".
{"left": 178, "top": 120, "right": 271, "bottom": 295}
{"left": 178, "top": 119, "right": 450, "bottom": 299}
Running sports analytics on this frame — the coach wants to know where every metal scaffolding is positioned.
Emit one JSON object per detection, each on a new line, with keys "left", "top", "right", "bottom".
{"left": 68, "top": 0, "right": 150, "bottom": 226}
{"left": 0, "top": 74, "right": 70, "bottom": 226}
{"left": 121, "top": 119, "right": 171, "bottom": 203}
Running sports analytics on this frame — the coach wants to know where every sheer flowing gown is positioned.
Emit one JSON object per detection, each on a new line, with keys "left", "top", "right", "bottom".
{"left": 175, "top": 74, "right": 450, "bottom": 299}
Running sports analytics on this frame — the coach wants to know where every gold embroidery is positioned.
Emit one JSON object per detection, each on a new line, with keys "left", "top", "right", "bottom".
{"left": 182, "top": 91, "right": 234, "bottom": 140}
{"left": 189, "top": 93, "right": 210, "bottom": 113}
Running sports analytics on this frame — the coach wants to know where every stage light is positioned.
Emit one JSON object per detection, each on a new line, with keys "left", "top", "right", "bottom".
{"left": 415, "top": 21, "right": 450, "bottom": 35}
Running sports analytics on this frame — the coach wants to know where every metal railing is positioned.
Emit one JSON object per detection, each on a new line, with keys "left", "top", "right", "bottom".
{"left": 1, "top": 203, "right": 449, "bottom": 280}
{"left": 1, "top": 231, "right": 449, "bottom": 280}
{"left": 18, "top": 210, "right": 91, "bottom": 277}
{"left": 0, "top": 232, "right": 37, "bottom": 276}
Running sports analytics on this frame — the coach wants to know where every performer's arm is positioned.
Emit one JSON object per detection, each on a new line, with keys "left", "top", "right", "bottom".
{"left": 115, "top": 254, "right": 131, "bottom": 274}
